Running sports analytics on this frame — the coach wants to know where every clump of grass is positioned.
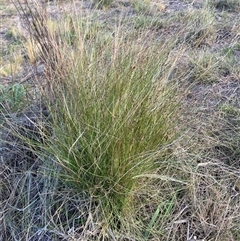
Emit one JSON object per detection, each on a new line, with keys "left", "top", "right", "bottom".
{"left": 187, "top": 49, "right": 219, "bottom": 83}
{"left": 219, "top": 44, "right": 240, "bottom": 79}
{"left": 14, "top": 0, "right": 185, "bottom": 236}
{"left": 0, "top": 83, "right": 26, "bottom": 112}
{"left": 131, "top": 0, "right": 151, "bottom": 13}
{"left": 45, "top": 35, "right": 183, "bottom": 232}
{"left": 0, "top": 53, "right": 23, "bottom": 77}
{"left": 0, "top": 25, "right": 24, "bottom": 77}
{"left": 23, "top": 37, "right": 41, "bottom": 64}
{"left": 176, "top": 6, "right": 215, "bottom": 47}
{"left": 132, "top": 15, "right": 164, "bottom": 30}
{"left": 93, "top": 0, "right": 115, "bottom": 9}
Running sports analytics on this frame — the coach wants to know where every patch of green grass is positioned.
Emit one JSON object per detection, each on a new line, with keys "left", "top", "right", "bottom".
{"left": 144, "top": 193, "right": 176, "bottom": 239}
{"left": 221, "top": 103, "right": 240, "bottom": 125}
{"left": 221, "top": 46, "right": 235, "bottom": 57}
{"left": 0, "top": 83, "right": 27, "bottom": 112}
{"left": 234, "top": 43, "right": 240, "bottom": 51}
{"left": 219, "top": 45, "right": 240, "bottom": 78}
{"left": 133, "top": 15, "right": 163, "bottom": 30}
{"left": 131, "top": 0, "right": 151, "bottom": 13}
{"left": 93, "top": 0, "right": 115, "bottom": 9}
{"left": 44, "top": 36, "right": 182, "bottom": 231}
{"left": 5, "top": 27, "right": 23, "bottom": 45}
{"left": 0, "top": 51, "right": 23, "bottom": 77}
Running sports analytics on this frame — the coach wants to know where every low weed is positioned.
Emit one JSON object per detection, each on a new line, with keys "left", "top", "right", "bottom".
{"left": 0, "top": 83, "right": 26, "bottom": 112}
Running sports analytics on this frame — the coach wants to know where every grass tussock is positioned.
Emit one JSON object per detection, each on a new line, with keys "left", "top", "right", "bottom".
{"left": 46, "top": 38, "right": 182, "bottom": 227}
{"left": 10, "top": 0, "right": 186, "bottom": 238}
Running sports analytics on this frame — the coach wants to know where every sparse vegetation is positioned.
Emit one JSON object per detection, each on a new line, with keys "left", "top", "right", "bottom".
{"left": 1, "top": 0, "right": 240, "bottom": 240}
{"left": 0, "top": 83, "right": 26, "bottom": 112}
{"left": 208, "top": 0, "right": 240, "bottom": 11}
{"left": 93, "top": 0, "right": 115, "bottom": 8}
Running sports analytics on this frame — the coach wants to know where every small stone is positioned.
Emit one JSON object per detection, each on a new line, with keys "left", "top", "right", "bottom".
{"left": 36, "top": 63, "right": 45, "bottom": 75}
